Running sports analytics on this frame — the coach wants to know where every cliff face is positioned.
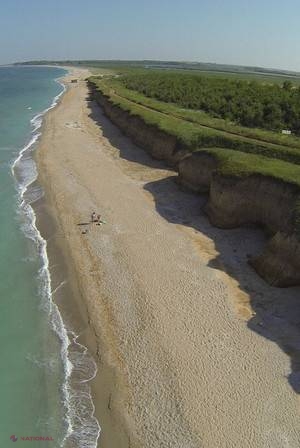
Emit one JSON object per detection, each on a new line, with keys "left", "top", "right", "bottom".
{"left": 206, "top": 174, "right": 298, "bottom": 234}
{"left": 206, "top": 173, "right": 300, "bottom": 286}
{"left": 91, "top": 86, "right": 300, "bottom": 287}
{"left": 178, "top": 151, "right": 300, "bottom": 286}
{"left": 94, "top": 91, "right": 186, "bottom": 165}
{"left": 250, "top": 233, "right": 300, "bottom": 287}
{"left": 178, "top": 151, "right": 217, "bottom": 192}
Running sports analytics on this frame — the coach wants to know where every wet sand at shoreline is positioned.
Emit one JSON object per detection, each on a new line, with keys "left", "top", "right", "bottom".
{"left": 36, "top": 68, "right": 300, "bottom": 447}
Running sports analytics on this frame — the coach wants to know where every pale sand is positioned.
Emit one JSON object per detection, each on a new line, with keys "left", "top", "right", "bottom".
{"left": 36, "top": 68, "right": 300, "bottom": 447}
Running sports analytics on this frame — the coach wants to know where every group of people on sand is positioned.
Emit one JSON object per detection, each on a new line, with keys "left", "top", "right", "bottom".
{"left": 81, "top": 211, "right": 103, "bottom": 234}
{"left": 91, "top": 211, "right": 101, "bottom": 224}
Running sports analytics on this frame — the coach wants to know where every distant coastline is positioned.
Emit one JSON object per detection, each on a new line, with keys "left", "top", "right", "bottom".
{"left": 13, "top": 59, "right": 300, "bottom": 79}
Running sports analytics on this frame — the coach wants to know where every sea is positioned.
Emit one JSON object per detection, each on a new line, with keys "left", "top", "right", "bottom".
{"left": 0, "top": 66, "right": 100, "bottom": 447}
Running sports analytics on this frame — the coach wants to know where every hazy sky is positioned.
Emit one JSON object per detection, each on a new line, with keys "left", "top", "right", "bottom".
{"left": 1, "top": 0, "right": 300, "bottom": 71}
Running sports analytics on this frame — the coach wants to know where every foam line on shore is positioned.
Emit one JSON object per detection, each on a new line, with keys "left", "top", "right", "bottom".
{"left": 11, "top": 74, "right": 100, "bottom": 448}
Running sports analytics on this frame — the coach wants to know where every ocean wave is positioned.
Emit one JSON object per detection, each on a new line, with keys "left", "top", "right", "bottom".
{"left": 11, "top": 74, "right": 100, "bottom": 448}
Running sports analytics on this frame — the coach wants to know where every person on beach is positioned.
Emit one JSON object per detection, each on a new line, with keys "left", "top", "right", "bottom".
{"left": 91, "top": 211, "right": 96, "bottom": 222}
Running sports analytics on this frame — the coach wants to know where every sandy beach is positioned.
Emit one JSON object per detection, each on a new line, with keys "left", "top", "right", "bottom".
{"left": 36, "top": 67, "right": 300, "bottom": 447}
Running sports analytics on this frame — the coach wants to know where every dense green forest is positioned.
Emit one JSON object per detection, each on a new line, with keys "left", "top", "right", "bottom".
{"left": 121, "top": 73, "right": 300, "bottom": 133}
{"left": 89, "top": 76, "right": 300, "bottom": 164}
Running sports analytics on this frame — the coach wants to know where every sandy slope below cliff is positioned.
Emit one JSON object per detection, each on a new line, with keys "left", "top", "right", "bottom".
{"left": 37, "top": 69, "right": 300, "bottom": 448}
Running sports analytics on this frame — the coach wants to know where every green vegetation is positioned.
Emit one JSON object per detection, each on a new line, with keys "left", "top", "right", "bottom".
{"left": 89, "top": 76, "right": 300, "bottom": 165}
{"left": 199, "top": 148, "right": 300, "bottom": 186}
{"left": 121, "top": 72, "right": 300, "bottom": 133}
{"left": 89, "top": 75, "right": 300, "bottom": 236}
{"left": 102, "top": 77, "right": 300, "bottom": 149}
{"left": 16, "top": 59, "right": 300, "bottom": 83}
{"left": 199, "top": 148, "right": 300, "bottom": 236}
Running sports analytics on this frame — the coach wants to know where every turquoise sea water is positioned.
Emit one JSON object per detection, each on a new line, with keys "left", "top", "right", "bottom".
{"left": 0, "top": 67, "right": 99, "bottom": 447}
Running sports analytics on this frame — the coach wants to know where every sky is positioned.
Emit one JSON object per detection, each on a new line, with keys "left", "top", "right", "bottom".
{"left": 0, "top": 0, "right": 300, "bottom": 71}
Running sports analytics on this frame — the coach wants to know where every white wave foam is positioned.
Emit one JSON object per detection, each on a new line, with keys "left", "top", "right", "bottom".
{"left": 12, "top": 78, "right": 66, "bottom": 175}
{"left": 11, "top": 74, "right": 100, "bottom": 448}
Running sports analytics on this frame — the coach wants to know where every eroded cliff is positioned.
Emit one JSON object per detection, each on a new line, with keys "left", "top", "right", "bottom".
{"left": 178, "top": 152, "right": 300, "bottom": 286}
{"left": 91, "top": 85, "right": 300, "bottom": 287}
{"left": 93, "top": 89, "right": 186, "bottom": 165}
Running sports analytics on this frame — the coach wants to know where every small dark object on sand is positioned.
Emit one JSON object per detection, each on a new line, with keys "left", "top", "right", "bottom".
{"left": 82, "top": 229, "right": 88, "bottom": 234}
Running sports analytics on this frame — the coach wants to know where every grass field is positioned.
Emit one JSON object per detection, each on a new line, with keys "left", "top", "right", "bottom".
{"left": 89, "top": 76, "right": 300, "bottom": 165}
{"left": 102, "top": 77, "right": 300, "bottom": 149}
{"left": 198, "top": 148, "right": 300, "bottom": 186}
{"left": 120, "top": 72, "right": 300, "bottom": 132}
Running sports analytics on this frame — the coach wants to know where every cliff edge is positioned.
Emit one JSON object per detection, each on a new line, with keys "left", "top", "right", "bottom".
{"left": 90, "top": 84, "right": 300, "bottom": 287}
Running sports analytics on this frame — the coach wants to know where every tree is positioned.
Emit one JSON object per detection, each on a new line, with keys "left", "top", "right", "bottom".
{"left": 283, "top": 80, "right": 293, "bottom": 90}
